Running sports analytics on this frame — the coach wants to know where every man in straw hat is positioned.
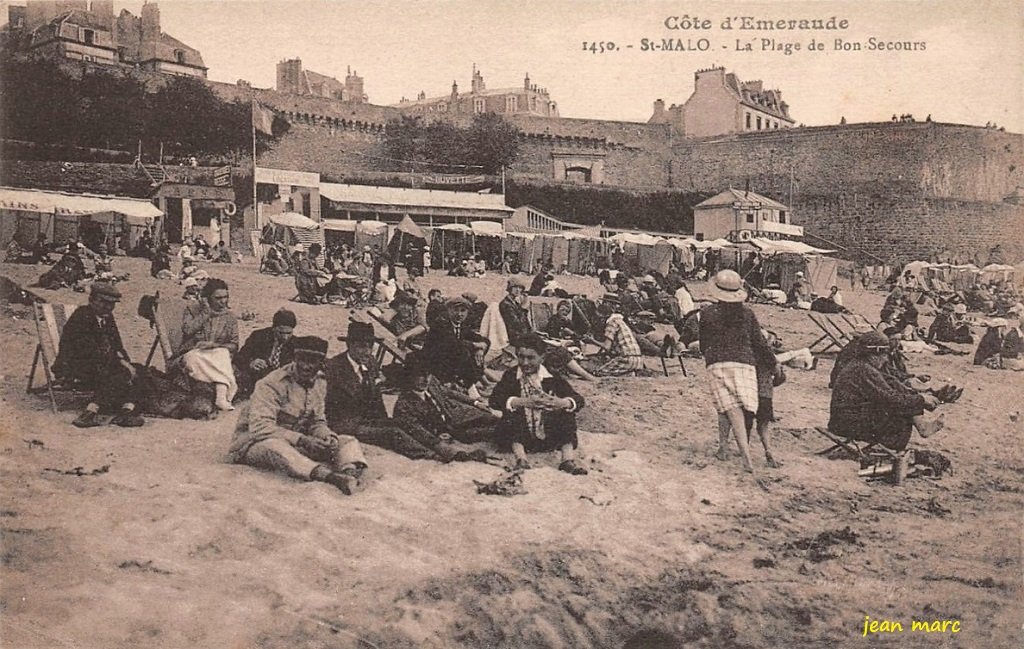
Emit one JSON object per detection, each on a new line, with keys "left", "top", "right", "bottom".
{"left": 229, "top": 336, "right": 368, "bottom": 494}
{"left": 698, "top": 270, "right": 779, "bottom": 479}
{"left": 829, "top": 330, "right": 944, "bottom": 450}
{"left": 54, "top": 282, "right": 145, "bottom": 428}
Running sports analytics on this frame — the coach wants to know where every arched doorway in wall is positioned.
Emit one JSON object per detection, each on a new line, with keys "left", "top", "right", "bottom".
{"left": 565, "top": 166, "right": 592, "bottom": 183}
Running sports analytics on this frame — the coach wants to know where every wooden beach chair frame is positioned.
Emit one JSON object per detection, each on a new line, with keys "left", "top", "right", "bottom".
{"left": 807, "top": 312, "right": 858, "bottom": 353}
{"left": 27, "top": 302, "right": 91, "bottom": 412}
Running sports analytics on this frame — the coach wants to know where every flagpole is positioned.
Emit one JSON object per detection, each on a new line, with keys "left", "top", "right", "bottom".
{"left": 501, "top": 166, "right": 506, "bottom": 195}
{"left": 251, "top": 97, "right": 258, "bottom": 230}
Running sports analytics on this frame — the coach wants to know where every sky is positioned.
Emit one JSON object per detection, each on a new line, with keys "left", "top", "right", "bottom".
{"left": 4, "top": 0, "right": 1023, "bottom": 131}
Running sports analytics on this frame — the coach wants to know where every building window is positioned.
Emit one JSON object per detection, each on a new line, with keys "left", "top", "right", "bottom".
{"left": 438, "top": 102, "right": 447, "bottom": 112}
{"left": 175, "top": 50, "right": 185, "bottom": 64}
{"left": 779, "top": 211, "right": 787, "bottom": 224}
{"left": 756, "top": 116, "right": 762, "bottom": 130}
{"left": 773, "top": 121, "right": 779, "bottom": 129}
{"left": 301, "top": 193, "right": 312, "bottom": 217}
{"left": 746, "top": 212, "right": 755, "bottom": 224}
{"left": 505, "top": 96, "right": 518, "bottom": 113}
{"left": 473, "top": 98, "right": 485, "bottom": 114}
{"left": 745, "top": 113, "right": 752, "bottom": 130}
{"left": 82, "top": 29, "right": 95, "bottom": 45}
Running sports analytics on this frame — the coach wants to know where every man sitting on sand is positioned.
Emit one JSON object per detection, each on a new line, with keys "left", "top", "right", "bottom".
{"left": 234, "top": 309, "right": 298, "bottom": 399}
{"left": 829, "top": 330, "right": 944, "bottom": 451}
{"left": 53, "top": 282, "right": 145, "bottom": 428}
{"left": 489, "top": 334, "right": 587, "bottom": 474}
{"left": 228, "top": 336, "right": 368, "bottom": 494}
{"left": 392, "top": 355, "right": 496, "bottom": 463}
{"left": 326, "top": 321, "right": 451, "bottom": 461}
{"left": 927, "top": 303, "right": 974, "bottom": 344}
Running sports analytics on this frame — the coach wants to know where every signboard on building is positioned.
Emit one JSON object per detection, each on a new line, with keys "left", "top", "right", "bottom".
{"left": 213, "top": 166, "right": 232, "bottom": 186}
{"left": 421, "top": 174, "right": 487, "bottom": 185}
{"left": 255, "top": 167, "right": 320, "bottom": 188}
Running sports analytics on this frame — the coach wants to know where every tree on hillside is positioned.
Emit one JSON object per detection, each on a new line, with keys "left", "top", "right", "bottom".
{"left": 381, "top": 113, "right": 520, "bottom": 174}
{"left": 465, "top": 113, "right": 520, "bottom": 174}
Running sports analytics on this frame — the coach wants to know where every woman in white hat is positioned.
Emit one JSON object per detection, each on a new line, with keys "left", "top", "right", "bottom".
{"left": 698, "top": 270, "right": 779, "bottom": 480}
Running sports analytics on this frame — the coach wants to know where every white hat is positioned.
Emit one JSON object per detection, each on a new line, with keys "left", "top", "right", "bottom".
{"left": 642, "top": 274, "right": 656, "bottom": 283}
{"left": 710, "top": 270, "right": 747, "bottom": 303}
{"left": 193, "top": 269, "right": 210, "bottom": 280}
{"left": 953, "top": 303, "right": 967, "bottom": 314}
{"left": 986, "top": 318, "right": 1008, "bottom": 328}
{"left": 293, "top": 243, "right": 305, "bottom": 253}
{"left": 795, "top": 271, "right": 804, "bottom": 278}
{"left": 181, "top": 277, "right": 198, "bottom": 288}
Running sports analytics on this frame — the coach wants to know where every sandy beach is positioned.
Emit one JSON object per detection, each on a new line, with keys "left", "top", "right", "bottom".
{"left": 1, "top": 256, "right": 1020, "bottom": 648}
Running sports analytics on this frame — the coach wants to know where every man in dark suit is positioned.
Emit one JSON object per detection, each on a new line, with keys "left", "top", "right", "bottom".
{"left": 392, "top": 355, "right": 496, "bottom": 463}
{"left": 489, "top": 333, "right": 587, "bottom": 475}
{"left": 53, "top": 282, "right": 145, "bottom": 428}
{"left": 234, "top": 309, "right": 298, "bottom": 398}
{"left": 420, "top": 295, "right": 490, "bottom": 388}
{"left": 324, "top": 321, "right": 441, "bottom": 460}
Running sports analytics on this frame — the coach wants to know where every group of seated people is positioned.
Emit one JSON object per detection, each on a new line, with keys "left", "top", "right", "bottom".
{"left": 52, "top": 276, "right": 597, "bottom": 493}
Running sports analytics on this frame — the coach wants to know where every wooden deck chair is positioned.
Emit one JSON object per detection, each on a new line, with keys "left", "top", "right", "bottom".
{"left": 807, "top": 312, "right": 857, "bottom": 353}
{"left": 529, "top": 301, "right": 554, "bottom": 334}
{"left": 27, "top": 302, "right": 89, "bottom": 412}
{"left": 142, "top": 292, "right": 187, "bottom": 370}
{"left": 839, "top": 312, "right": 875, "bottom": 333}
{"left": 812, "top": 426, "right": 907, "bottom": 484}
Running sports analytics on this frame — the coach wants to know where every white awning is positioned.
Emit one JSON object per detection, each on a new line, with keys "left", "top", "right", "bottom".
{"left": 470, "top": 220, "right": 504, "bottom": 237}
{"left": 321, "top": 219, "right": 357, "bottom": 232}
{"left": 0, "top": 186, "right": 162, "bottom": 224}
{"left": 269, "top": 212, "right": 319, "bottom": 230}
{"left": 436, "top": 223, "right": 471, "bottom": 232}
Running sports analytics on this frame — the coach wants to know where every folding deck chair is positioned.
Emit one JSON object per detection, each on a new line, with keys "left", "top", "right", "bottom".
{"left": 812, "top": 426, "right": 907, "bottom": 485}
{"left": 528, "top": 300, "right": 554, "bottom": 334}
{"left": 27, "top": 302, "right": 90, "bottom": 412}
{"left": 807, "top": 312, "right": 859, "bottom": 353}
{"left": 142, "top": 292, "right": 186, "bottom": 371}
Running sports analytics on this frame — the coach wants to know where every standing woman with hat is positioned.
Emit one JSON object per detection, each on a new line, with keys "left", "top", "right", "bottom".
{"left": 699, "top": 270, "right": 779, "bottom": 478}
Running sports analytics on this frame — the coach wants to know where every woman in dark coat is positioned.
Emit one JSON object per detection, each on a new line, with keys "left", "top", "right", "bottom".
{"left": 489, "top": 334, "right": 587, "bottom": 475}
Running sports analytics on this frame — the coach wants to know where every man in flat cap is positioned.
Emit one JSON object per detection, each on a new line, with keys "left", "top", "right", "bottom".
{"left": 420, "top": 295, "right": 490, "bottom": 388}
{"left": 234, "top": 308, "right": 298, "bottom": 399}
{"left": 829, "top": 330, "right": 944, "bottom": 451}
{"left": 54, "top": 282, "right": 145, "bottom": 428}
{"left": 325, "top": 321, "right": 442, "bottom": 460}
{"left": 229, "top": 336, "right": 368, "bottom": 494}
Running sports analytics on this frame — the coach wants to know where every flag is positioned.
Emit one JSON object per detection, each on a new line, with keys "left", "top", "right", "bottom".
{"left": 477, "top": 187, "right": 492, "bottom": 194}
{"left": 252, "top": 101, "right": 275, "bottom": 135}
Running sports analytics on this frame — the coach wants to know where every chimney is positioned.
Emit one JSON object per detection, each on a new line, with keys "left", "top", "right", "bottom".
{"left": 91, "top": 0, "right": 114, "bottom": 29}
{"left": 524, "top": 72, "right": 531, "bottom": 91}
{"left": 141, "top": 2, "right": 160, "bottom": 42}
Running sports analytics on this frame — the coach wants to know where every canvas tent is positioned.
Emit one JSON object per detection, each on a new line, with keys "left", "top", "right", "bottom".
{"left": 0, "top": 186, "right": 162, "bottom": 251}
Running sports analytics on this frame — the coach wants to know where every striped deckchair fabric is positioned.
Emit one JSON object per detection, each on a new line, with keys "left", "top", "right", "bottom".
{"left": 28, "top": 302, "right": 83, "bottom": 412}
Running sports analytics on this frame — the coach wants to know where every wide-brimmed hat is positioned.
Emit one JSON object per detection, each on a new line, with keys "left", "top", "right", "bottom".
{"left": 986, "top": 318, "right": 1009, "bottom": 328}
{"left": 953, "top": 303, "right": 967, "bottom": 314}
{"left": 343, "top": 321, "right": 375, "bottom": 343}
{"left": 181, "top": 277, "right": 199, "bottom": 288}
{"left": 642, "top": 275, "right": 656, "bottom": 284}
{"left": 293, "top": 243, "right": 304, "bottom": 253}
{"left": 636, "top": 310, "right": 656, "bottom": 319}
{"left": 89, "top": 282, "right": 121, "bottom": 302}
{"left": 710, "top": 270, "right": 747, "bottom": 303}
{"left": 507, "top": 278, "right": 526, "bottom": 291}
